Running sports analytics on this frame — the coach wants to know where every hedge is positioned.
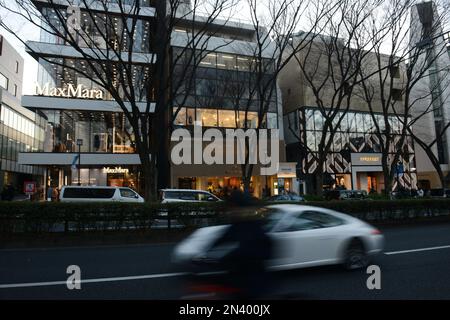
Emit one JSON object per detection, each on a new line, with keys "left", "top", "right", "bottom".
{"left": 0, "top": 199, "right": 449, "bottom": 235}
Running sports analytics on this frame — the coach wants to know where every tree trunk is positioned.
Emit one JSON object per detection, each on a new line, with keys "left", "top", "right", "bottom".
{"left": 153, "top": 0, "right": 171, "bottom": 192}
{"left": 138, "top": 148, "right": 156, "bottom": 202}
{"left": 315, "top": 170, "right": 324, "bottom": 196}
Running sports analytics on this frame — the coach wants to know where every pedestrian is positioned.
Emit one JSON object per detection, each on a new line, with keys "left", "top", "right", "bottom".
{"left": 210, "top": 213, "right": 274, "bottom": 299}
{"left": 6, "top": 184, "right": 15, "bottom": 201}
{"left": 46, "top": 186, "right": 53, "bottom": 202}
{"left": 417, "top": 187, "right": 424, "bottom": 198}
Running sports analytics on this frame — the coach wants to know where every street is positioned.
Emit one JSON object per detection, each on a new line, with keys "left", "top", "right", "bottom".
{"left": 1, "top": 222, "right": 450, "bottom": 299}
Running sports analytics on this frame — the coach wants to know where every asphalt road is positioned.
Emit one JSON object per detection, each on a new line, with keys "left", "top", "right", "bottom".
{"left": 1, "top": 222, "right": 450, "bottom": 299}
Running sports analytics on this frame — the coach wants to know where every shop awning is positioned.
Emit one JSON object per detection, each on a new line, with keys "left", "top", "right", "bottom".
{"left": 18, "top": 152, "right": 147, "bottom": 166}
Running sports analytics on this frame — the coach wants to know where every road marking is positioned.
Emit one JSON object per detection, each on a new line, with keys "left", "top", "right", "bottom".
{"left": 3, "top": 244, "right": 450, "bottom": 289}
{"left": 0, "top": 272, "right": 188, "bottom": 289}
{"left": 385, "top": 244, "right": 450, "bottom": 255}
{"left": 0, "top": 242, "right": 177, "bottom": 252}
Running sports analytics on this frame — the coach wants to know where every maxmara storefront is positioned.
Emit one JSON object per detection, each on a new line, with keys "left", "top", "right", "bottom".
{"left": 17, "top": 86, "right": 155, "bottom": 194}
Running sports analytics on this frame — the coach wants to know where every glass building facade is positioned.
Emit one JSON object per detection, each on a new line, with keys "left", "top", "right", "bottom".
{"left": 172, "top": 48, "right": 279, "bottom": 124}
{"left": 285, "top": 107, "right": 417, "bottom": 193}
{"left": 0, "top": 103, "right": 46, "bottom": 192}
{"left": 36, "top": 109, "right": 135, "bottom": 154}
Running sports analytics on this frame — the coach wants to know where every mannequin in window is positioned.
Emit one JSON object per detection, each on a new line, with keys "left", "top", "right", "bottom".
{"left": 94, "top": 134, "right": 100, "bottom": 151}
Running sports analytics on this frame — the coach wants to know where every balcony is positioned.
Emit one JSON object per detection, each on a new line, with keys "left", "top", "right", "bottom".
{"left": 31, "top": 0, "right": 155, "bottom": 18}
{"left": 25, "top": 41, "right": 156, "bottom": 65}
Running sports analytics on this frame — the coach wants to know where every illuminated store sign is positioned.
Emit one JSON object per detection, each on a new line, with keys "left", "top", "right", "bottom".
{"left": 351, "top": 153, "right": 382, "bottom": 166}
{"left": 359, "top": 156, "right": 380, "bottom": 162}
{"left": 35, "top": 83, "right": 104, "bottom": 100}
{"left": 103, "top": 167, "right": 129, "bottom": 174}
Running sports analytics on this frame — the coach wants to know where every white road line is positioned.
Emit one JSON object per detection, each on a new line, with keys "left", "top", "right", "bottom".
{"left": 0, "top": 272, "right": 187, "bottom": 289}
{"left": 3, "top": 244, "right": 450, "bottom": 289}
{"left": 385, "top": 244, "right": 450, "bottom": 255}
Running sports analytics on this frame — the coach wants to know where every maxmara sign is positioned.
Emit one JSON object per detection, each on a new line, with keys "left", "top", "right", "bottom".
{"left": 35, "top": 83, "right": 104, "bottom": 100}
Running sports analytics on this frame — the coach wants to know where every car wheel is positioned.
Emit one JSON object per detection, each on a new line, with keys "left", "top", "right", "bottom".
{"left": 344, "top": 240, "right": 369, "bottom": 270}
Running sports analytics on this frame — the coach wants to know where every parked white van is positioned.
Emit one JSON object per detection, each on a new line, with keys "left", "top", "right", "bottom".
{"left": 159, "top": 189, "right": 222, "bottom": 204}
{"left": 59, "top": 186, "right": 144, "bottom": 203}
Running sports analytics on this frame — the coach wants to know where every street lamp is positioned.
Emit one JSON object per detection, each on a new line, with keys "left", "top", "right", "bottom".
{"left": 76, "top": 139, "right": 83, "bottom": 186}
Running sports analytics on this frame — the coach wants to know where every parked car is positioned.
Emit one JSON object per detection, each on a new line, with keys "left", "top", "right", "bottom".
{"left": 59, "top": 186, "right": 144, "bottom": 203}
{"left": 173, "top": 204, "right": 384, "bottom": 271}
{"left": 159, "top": 189, "right": 222, "bottom": 204}
{"left": 324, "top": 189, "right": 368, "bottom": 200}
{"left": 428, "top": 188, "right": 450, "bottom": 198}
{"left": 266, "top": 193, "right": 305, "bottom": 203}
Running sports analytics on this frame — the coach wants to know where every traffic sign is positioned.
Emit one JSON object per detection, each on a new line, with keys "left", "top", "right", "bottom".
{"left": 24, "top": 181, "right": 36, "bottom": 195}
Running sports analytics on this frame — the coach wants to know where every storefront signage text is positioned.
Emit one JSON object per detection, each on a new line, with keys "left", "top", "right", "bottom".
{"left": 103, "top": 167, "right": 129, "bottom": 174}
{"left": 35, "top": 83, "right": 104, "bottom": 100}
{"left": 359, "top": 156, "right": 380, "bottom": 162}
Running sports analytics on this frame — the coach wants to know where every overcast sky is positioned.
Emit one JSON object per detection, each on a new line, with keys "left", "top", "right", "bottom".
{"left": 0, "top": 0, "right": 448, "bottom": 97}
{"left": 0, "top": 0, "right": 39, "bottom": 95}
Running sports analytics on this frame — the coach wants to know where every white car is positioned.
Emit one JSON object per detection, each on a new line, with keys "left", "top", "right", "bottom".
{"left": 59, "top": 186, "right": 144, "bottom": 203}
{"left": 159, "top": 189, "right": 222, "bottom": 204}
{"left": 172, "top": 204, "right": 384, "bottom": 270}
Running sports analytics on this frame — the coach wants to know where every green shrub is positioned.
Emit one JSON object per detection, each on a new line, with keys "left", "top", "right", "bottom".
{"left": 0, "top": 199, "right": 449, "bottom": 235}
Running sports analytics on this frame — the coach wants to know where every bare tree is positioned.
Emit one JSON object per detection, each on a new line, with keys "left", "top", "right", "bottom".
{"left": 357, "top": 0, "right": 450, "bottom": 194}
{"left": 285, "top": 0, "right": 393, "bottom": 196}
{"left": 0, "top": 0, "right": 237, "bottom": 200}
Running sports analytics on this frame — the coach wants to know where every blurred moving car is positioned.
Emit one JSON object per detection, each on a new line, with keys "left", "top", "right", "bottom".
{"left": 59, "top": 186, "right": 144, "bottom": 203}
{"left": 266, "top": 193, "right": 305, "bottom": 203}
{"left": 159, "top": 189, "right": 222, "bottom": 203}
{"left": 173, "top": 204, "right": 384, "bottom": 272}
{"left": 324, "top": 189, "right": 368, "bottom": 200}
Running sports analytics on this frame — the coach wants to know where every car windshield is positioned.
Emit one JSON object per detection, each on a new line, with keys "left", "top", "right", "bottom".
{"left": 259, "top": 208, "right": 284, "bottom": 232}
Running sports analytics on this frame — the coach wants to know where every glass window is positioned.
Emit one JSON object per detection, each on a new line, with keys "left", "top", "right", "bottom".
{"left": 237, "top": 56, "right": 250, "bottom": 71}
{"left": 186, "top": 108, "right": 196, "bottom": 125}
{"left": 364, "top": 114, "right": 375, "bottom": 133}
{"left": 173, "top": 107, "right": 186, "bottom": 125}
{"left": 332, "top": 132, "right": 342, "bottom": 152}
{"left": 217, "top": 53, "right": 236, "bottom": 70}
{"left": 348, "top": 112, "right": 357, "bottom": 132}
{"left": 305, "top": 109, "right": 315, "bottom": 130}
{"left": 120, "top": 188, "right": 137, "bottom": 198}
{"left": 277, "top": 216, "right": 322, "bottom": 232}
{"left": 238, "top": 111, "right": 258, "bottom": 128}
{"left": 301, "top": 211, "right": 344, "bottom": 228}
{"left": 266, "top": 113, "right": 278, "bottom": 129}
{"left": 197, "top": 109, "right": 218, "bottom": 127}
{"left": 200, "top": 53, "right": 217, "bottom": 67}
{"left": 306, "top": 131, "right": 316, "bottom": 152}
{"left": 0, "top": 73, "right": 8, "bottom": 90}
{"left": 218, "top": 110, "right": 236, "bottom": 128}
{"left": 355, "top": 113, "right": 364, "bottom": 132}
{"left": 314, "top": 110, "right": 323, "bottom": 131}
{"left": 375, "top": 115, "right": 385, "bottom": 132}
{"left": 339, "top": 112, "right": 348, "bottom": 131}
{"left": 196, "top": 78, "right": 216, "bottom": 96}
{"left": 179, "top": 191, "right": 196, "bottom": 201}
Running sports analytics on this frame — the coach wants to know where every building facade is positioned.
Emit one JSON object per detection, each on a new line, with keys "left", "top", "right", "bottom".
{"left": 0, "top": 34, "right": 45, "bottom": 195}
{"left": 410, "top": 1, "right": 450, "bottom": 190}
{"left": 17, "top": 0, "right": 293, "bottom": 198}
{"left": 279, "top": 34, "right": 417, "bottom": 194}
{"left": 168, "top": 14, "right": 293, "bottom": 198}
{"left": 18, "top": 0, "right": 155, "bottom": 196}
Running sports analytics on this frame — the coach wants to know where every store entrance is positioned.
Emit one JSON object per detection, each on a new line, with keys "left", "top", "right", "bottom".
{"left": 367, "top": 174, "right": 377, "bottom": 193}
